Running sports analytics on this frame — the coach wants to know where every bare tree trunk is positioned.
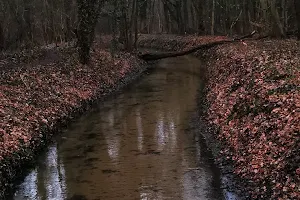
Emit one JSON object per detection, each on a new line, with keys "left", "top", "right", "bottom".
{"left": 0, "top": 22, "right": 4, "bottom": 50}
{"left": 191, "top": 0, "right": 204, "bottom": 35}
{"left": 211, "top": 0, "right": 215, "bottom": 35}
{"left": 260, "top": 0, "right": 285, "bottom": 37}
{"left": 140, "top": 31, "right": 256, "bottom": 61}
{"left": 64, "top": 0, "right": 72, "bottom": 41}
{"left": 23, "top": 0, "right": 33, "bottom": 44}
{"left": 183, "top": 0, "right": 188, "bottom": 33}
{"left": 111, "top": 0, "right": 118, "bottom": 54}
{"left": 134, "top": 0, "right": 138, "bottom": 49}
{"left": 163, "top": 3, "right": 170, "bottom": 33}
{"left": 269, "top": 0, "right": 285, "bottom": 37}
{"left": 295, "top": 0, "right": 300, "bottom": 40}
{"left": 49, "top": 1, "right": 55, "bottom": 43}
{"left": 77, "top": 0, "right": 101, "bottom": 64}
{"left": 177, "top": 1, "right": 184, "bottom": 34}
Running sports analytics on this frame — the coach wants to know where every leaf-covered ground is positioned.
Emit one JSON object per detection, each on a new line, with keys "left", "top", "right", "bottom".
{"left": 0, "top": 43, "right": 145, "bottom": 197}
{"left": 139, "top": 35, "right": 300, "bottom": 199}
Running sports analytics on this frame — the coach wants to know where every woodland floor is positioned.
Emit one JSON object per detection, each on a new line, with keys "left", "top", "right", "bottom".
{"left": 140, "top": 35, "right": 300, "bottom": 200}
{"left": 0, "top": 42, "right": 145, "bottom": 198}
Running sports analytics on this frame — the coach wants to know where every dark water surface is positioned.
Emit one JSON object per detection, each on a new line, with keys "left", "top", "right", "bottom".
{"left": 13, "top": 56, "right": 234, "bottom": 200}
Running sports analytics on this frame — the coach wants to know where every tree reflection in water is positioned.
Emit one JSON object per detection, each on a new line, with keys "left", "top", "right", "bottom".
{"left": 14, "top": 144, "right": 67, "bottom": 200}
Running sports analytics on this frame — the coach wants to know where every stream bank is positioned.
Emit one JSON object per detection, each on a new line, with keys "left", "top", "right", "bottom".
{"left": 0, "top": 45, "right": 149, "bottom": 199}
{"left": 139, "top": 35, "right": 300, "bottom": 200}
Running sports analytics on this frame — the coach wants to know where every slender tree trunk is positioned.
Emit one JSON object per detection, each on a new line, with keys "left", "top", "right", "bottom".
{"left": 111, "top": 0, "right": 118, "bottom": 54}
{"left": 183, "top": 0, "right": 188, "bottom": 33}
{"left": 48, "top": 1, "right": 55, "bottom": 42}
{"left": 211, "top": 0, "right": 215, "bottom": 35}
{"left": 193, "top": 0, "right": 204, "bottom": 35}
{"left": 23, "top": 0, "right": 33, "bottom": 43}
{"left": 176, "top": 1, "right": 184, "bottom": 34}
{"left": 64, "top": 0, "right": 72, "bottom": 41}
{"left": 163, "top": 3, "right": 170, "bottom": 33}
{"left": 134, "top": 0, "right": 138, "bottom": 49}
{"left": 0, "top": 22, "right": 4, "bottom": 50}
{"left": 295, "top": 0, "right": 300, "bottom": 40}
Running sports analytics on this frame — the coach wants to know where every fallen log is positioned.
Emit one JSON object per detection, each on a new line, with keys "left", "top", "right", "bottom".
{"left": 139, "top": 31, "right": 257, "bottom": 61}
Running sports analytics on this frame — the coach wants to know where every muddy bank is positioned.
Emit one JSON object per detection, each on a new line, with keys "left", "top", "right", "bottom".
{"left": 0, "top": 44, "right": 149, "bottom": 199}
{"left": 139, "top": 35, "right": 300, "bottom": 199}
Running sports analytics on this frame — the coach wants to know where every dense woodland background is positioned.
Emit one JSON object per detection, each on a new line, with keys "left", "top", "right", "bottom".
{"left": 1, "top": 0, "right": 300, "bottom": 62}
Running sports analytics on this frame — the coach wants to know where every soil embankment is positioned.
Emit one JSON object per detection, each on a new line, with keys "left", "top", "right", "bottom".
{"left": 139, "top": 35, "right": 300, "bottom": 199}
{"left": 0, "top": 43, "right": 148, "bottom": 199}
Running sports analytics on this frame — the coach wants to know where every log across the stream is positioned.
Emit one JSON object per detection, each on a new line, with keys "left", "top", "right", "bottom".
{"left": 139, "top": 31, "right": 257, "bottom": 61}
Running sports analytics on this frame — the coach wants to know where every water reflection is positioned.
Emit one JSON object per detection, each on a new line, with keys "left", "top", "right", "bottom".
{"left": 104, "top": 110, "right": 120, "bottom": 162}
{"left": 156, "top": 112, "right": 165, "bottom": 151}
{"left": 14, "top": 145, "right": 67, "bottom": 200}
{"left": 14, "top": 56, "right": 225, "bottom": 200}
{"left": 15, "top": 169, "right": 38, "bottom": 200}
{"left": 136, "top": 107, "right": 144, "bottom": 151}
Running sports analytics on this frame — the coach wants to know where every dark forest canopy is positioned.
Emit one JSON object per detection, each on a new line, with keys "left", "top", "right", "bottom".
{"left": 1, "top": 0, "right": 300, "bottom": 63}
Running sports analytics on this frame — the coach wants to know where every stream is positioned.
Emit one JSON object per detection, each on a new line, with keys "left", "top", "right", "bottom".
{"left": 13, "top": 55, "right": 237, "bottom": 200}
